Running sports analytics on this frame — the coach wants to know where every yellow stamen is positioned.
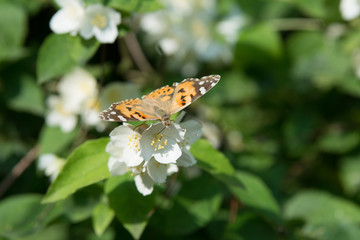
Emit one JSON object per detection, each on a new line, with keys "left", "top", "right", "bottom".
{"left": 91, "top": 14, "right": 107, "bottom": 28}
{"left": 151, "top": 133, "right": 168, "bottom": 151}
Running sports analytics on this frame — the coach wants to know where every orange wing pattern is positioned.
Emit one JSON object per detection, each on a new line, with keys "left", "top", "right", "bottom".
{"left": 99, "top": 75, "right": 220, "bottom": 125}
{"left": 170, "top": 75, "right": 220, "bottom": 114}
{"left": 99, "top": 98, "right": 158, "bottom": 122}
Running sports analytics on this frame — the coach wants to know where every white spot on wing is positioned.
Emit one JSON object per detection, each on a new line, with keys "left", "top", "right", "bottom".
{"left": 111, "top": 111, "right": 116, "bottom": 115}
{"left": 199, "top": 81, "right": 204, "bottom": 85}
{"left": 199, "top": 86, "right": 206, "bottom": 95}
{"left": 210, "top": 82, "right": 216, "bottom": 87}
{"left": 118, "top": 115, "right": 127, "bottom": 121}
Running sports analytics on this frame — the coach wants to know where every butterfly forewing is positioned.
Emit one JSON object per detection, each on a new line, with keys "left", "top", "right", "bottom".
{"left": 169, "top": 75, "right": 220, "bottom": 114}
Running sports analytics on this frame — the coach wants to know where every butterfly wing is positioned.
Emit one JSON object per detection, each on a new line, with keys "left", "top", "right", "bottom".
{"left": 142, "top": 85, "right": 176, "bottom": 103}
{"left": 99, "top": 98, "right": 159, "bottom": 122}
{"left": 169, "top": 75, "right": 220, "bottom": 114}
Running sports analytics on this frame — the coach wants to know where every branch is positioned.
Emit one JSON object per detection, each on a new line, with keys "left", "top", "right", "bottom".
{"left": 0, "top": 145, "right": 39, "bottom": 198}
{"left": 124, "top": 32, "right": 156, "bottom": 74}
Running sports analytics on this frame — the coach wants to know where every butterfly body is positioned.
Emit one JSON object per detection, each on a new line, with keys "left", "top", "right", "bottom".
{"left": 99, "top": 75, "right": 220, "bottom": 127}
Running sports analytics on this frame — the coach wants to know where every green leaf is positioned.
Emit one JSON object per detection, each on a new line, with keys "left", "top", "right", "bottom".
{"left": 5, "top": 75, "right": 45, "bottom": 115}
{"left": 318, "top": 129, "right": 360, "bottom": 154}
{"left": 9, "top": 0, "right": 47, "bottom": 15}
{"left": 92, "top": 202, "right": 115, "bottom": 236}
{"left": 190, "top": 139, "right": 234, "bottom": 178}
{"left": 105, "top": 174, "right": 156, "bottom": 240}
{"left": 235, "top": 23, "right": 282, "bottom": 69}
{"left": 284, "top": 190, "right": 360, "bottom": 224}
{"left": 108, "top": 0, "right": 163, "bottom": 13}
{"left": 302, "top": 221, "right": 360, "bottom": 240}
{"left": 338, "top": 76, "right": 360, "bottom": 98}
{"left": 190, "top": 140, "right": 280, "bottom": 222}
{"left": 37, "top": 34, "right": 99, "bottom": 83}
{"left": 0, "top": 194, "right": 64, "bottom": 239}
{"left": 38, "top": 125, "right": 80, "bottom": 155}
{"left": 68, "top": 37, "right": 100, "bottom": 64}
{"left": 42, "top": 138, "right": 111, "bottom": 203}
{"left": 293, "top": 0, "right": 326, "bottom": 18}
{"left": 288, "top": 32, "right": 351, "bottom": 90}
{"left": 151, "top": 173, "right": 223, "bottom": 235}
{"left": 225, "top": 213, "right": 279, "bottom": 240}
{"left": 340, "top": 155, "right": 360, "bottom": 195}
{"left": 0, "top": 2, "right": 26, "bottom": 62}
{"left": 63, "top": 185, "right": 103, "bottom": 223}
{"left": 14, "top": 224, "right": 68, "bottom": 240}
{"left": 190, "top": 139, "right": 246, "bottom": 198}
{"left": 228, "top": 171, "right": 282, "bottom": 223}
{"left": 206, "top": 72, "right": 259, "bottom": 106}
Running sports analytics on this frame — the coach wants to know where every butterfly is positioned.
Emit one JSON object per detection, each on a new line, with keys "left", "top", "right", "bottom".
{"left": 99, "top": 75, "right": 220, "bottom": 127}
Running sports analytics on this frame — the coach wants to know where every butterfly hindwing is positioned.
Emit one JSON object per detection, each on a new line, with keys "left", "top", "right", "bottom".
{"left": 99, "top": 98, "right": 158, "bottom": 122}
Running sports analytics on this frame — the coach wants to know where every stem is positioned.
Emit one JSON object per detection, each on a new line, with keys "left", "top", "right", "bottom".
{"left": 124, "top": 32, "right": 155, "bottom": 74}
{"left": 271, "top": 18, "right": 323, "bottom": 31}
{"left": 0, "top": 145, "right": 39, "bottom": 198}
{"left": 229, "top": 197, "right": 239, "bottom": 223}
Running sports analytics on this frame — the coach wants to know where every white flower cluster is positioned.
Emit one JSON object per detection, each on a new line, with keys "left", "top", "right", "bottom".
{"left": 140, "top": 0, "right": 244, "bottom": 75}
{"left": 45, "top": 67, "right": 104, "bottom": 132}
{"left": 106, "top": 120, "right": 202, "bottom": 196}
{"left": 38, "top": 154, "right": 65, "bottom": 182}
{"left": 50, "top": 0, "right": 121, "bottom": 43}
{"left": 340, "top": 0, "right": 360, "bottom": 20}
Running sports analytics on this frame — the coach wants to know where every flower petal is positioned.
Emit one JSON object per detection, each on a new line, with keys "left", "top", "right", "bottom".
{"left": 166, "top": 123, "right": 186, "bottom": 141}
{"left": 93, "top": 24, "right": 118, "bottom": 43}
{"left": 79, "top": 21, "right": 94, "bottom": 39}
{"left": 140, "top": 123, "right": 185, "bottom": 162}
{"left": 153, "top": 140, "right": 182, "bottom": 164}
{"left": 167, "top": 164, "right": 179, "bottom": 175}
{"left": 50, "top": 1, "right": 84, "bottom": 34}
{"left": 105, "top": 141, "right": 124, "bottom": 158}
{"left": 146, "top": 158, "right": 168, "bottom": 183}
{"left": 340, "top": 0, "right": 360, "bottom": 20}
{"left": 108, "top": 156, "right": 128, "bottom": 176}
{"left": 123, "top": 147, "right": 144, "bottom": 167}
{"left": 109, "top": 124, "right": 136, "bottom": 142}
{"left": 177, "top": 149, "right": 197, "bottom": 167}
{"left": 134, "top": 173, "right": 154, "bottom": 196}
{"left": 181, "top": 120, "right": 202, "bottom": 145}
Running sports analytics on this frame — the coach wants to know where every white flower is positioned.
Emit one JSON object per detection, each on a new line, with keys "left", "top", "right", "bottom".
{"left": 46, "top": 95, "right": 77, "bottom": 132}
{"left": 140, "top": 123, "right": 185, "bottom": 164}
{"left": 81, "top": 97, "right": 106, "bottom": 131}
{"left": 107, "top": 124, "right": 144, "bottom": 167}
{"left": 134, "top": 161, "right": 178, "bottom": 196}
{"left": 38, "top": 154, "right": 65, "bottom": 181}
{"left": 140, "top": 0, "right": 244, "bottom": 75}
{"left": 134, "top": 172, "right": 155, "bottom": 196}
{"left": 340, "top": 0, "right": 360, "bottom": 20}
{"left": 105, "top": 118, "right": 203, "bottom": 196}
{"left": 216, "top": 11, "right": 244, "bottom": 44}
{"left": 106, "top": 123, "right": 184, "bottom": 196}
{"left": 201, "top": 121, "right": 222, "bottom": 149}
{"left": 177, "top": 120, "right": 202, "bottom": 167}
{"left": 58, "top": 67, "right": 98, "bottom": 113}
{"left": 45, "top": 67, "right": 106, "bottom": 132}
{"left": 50, "top": 0, "right": 85, "bottom": 35}
{"left": 80, "top": 4, "right": 121, "bottom": 43}
{"left": 49, "top": 0, "right": 121, "bottom": 43}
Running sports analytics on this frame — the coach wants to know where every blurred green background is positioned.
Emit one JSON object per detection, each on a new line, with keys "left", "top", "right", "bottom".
{"left": 1, "top": 0, "right": 360, "bottom": 239}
